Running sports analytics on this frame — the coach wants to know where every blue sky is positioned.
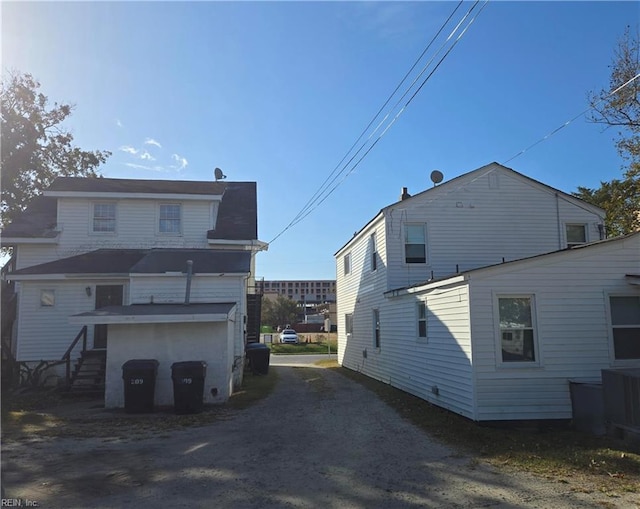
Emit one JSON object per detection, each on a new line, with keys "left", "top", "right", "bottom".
{"left": 2, "top": 1, "right": 638, "bottom": 280}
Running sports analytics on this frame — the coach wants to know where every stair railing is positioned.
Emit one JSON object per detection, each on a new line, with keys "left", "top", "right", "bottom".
{"left": 61, "top": 326, "right": 88, "bottom": 386}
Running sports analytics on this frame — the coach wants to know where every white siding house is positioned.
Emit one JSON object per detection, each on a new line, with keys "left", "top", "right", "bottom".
{"left": 334, "top": 162, "right": 638, "bottom": 422}
{"left": 2, "top": 177, "right": 267, "bottom": 406}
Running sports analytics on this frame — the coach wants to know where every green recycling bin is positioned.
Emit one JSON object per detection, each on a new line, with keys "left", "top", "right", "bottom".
{"left": 122, "top": 359, "right": 159, "bottom": 413}
{"left": 171, "top": 361, "right": 207, "bottom": 414}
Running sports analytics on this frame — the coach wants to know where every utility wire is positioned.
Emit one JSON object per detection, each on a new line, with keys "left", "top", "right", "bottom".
{"left": 503, "top": 72, "right": 640, "bottom": 164}
{"left": 284, "top": 0, "right": 466, "bottom": 232}
{"left": 277, "top": 1, "right": 489, "bottom": 235}
{"left": 269, "top": 0, "right": 485, "bottom": 244}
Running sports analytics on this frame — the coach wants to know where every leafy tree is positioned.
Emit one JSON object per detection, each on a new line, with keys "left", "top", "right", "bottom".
{"left": 261, "top": 295, "right": 299, "bottom": 329}
{"left": 1, "top": 71, "right": 110, "bottom": 227}
{"left": 578, "top": 27, "right": 640, "bottom": 235}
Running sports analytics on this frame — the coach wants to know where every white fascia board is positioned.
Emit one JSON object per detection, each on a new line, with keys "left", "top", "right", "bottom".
{"left": 69, "top": 313, "right": 231, "bottom": 325}
{"left": 130, "top": 272, "right": 248, "bottom": 277}
{"left": 1, "top": 237, "right": 59, "bottom": 245}
{"left": 8, "top": 274, "right": 130, "bottom": 281}
{"left": 385, "top": 275, "right": 467, "bottom": 297}
{"left": 206, "top": 239, "right": 269, "bottom": 251}
{"left": 44, "top": 191, "right": 223, "bottom": 202}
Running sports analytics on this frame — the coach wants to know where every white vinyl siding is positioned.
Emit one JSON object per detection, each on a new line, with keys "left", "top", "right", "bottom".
{"left": 469, "top": 233, "right": 640, "bottom": 421}
{"left": 382, "top": 165, "right": 603, "bottom": 291}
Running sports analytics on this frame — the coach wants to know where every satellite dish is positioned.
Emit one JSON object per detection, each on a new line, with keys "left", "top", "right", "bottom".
{"left": 430, "top": 170, "right": 444, "bottom": 186}
{"left": 214, "top": 167, "right": 227, "bottom": 181}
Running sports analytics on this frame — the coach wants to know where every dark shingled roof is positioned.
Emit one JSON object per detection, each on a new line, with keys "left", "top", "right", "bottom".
{"left": 2, "top": 178, "right": 258, "bottom": 241}
{"left": 73, "top": 302, "right": 236, "bottom": 319}
{"left": 46, "top": 177, "right": 227, "bottom": 195}
{"left": 1, "top": 196, "right": 58, "bottom": 238}
{"left": 8, "top": 249, "right": 251, "bottom": 276}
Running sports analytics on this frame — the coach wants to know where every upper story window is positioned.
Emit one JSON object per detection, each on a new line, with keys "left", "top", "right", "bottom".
{"left": 566, "top": 224, "right": 587, "bottom": 248}
{"left": 404, "top": 224, "right": 427, "bottom": 264}
{"left": 344, "top": 252, "right": 352, "bottom": 275}
{"left": 498, "top": 296, "right": 537, "bottom": 363}
{"left": 370, "top": 233, "right": 378, "bottom": 272}
{"left": 92, "top": 203, "right": 116, "bottom": 233}
{"left": 345, "top": 313, "right": 353, "bottom": 335}
{"left": 610, "top": 296, "right": 640, "bottom": 360}
{"left": 159, "top": 204, "right": 182, "bottom": 234}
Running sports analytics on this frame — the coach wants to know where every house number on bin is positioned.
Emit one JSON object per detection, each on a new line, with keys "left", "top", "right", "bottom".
{"left": 130, "top": 378, "right": 144, "bottom": 385}
{"left": 181, "top": 378, "right": 192, "bottom": 384}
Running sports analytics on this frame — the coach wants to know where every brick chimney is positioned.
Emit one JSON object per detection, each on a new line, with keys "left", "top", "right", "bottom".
{"left": 400, "top": 187, "right": 411, "bottom": 201}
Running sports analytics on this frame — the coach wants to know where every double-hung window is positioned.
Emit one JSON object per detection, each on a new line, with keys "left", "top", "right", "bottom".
{"left": 92, "top": 203, "right": 116, "bottom": 233}
{"left": 373, "top": 309, "right": 380, "bottom": 348}
{"left": 344, "top": 253, "right": 351, "bottom": 275}
{"left": 610, "top": 296, "right": 640, "bottom": 360}
{"left": 370, "top": 233, "right": 378, "bottom": 272}
{"left": 345, "top": 313, "right": 353, "bottom": 335}
{"left": 404, "top": 224, "right": 426, "bottom": 264}
{"left": 498, "top": 296, "right": 537, "bottom": 363}
{"left": 566, "top": 224, "right": 587, "bottom": 248}
{"left": 159, "top": 204, "right": 182, "bottom": 234}
{"left": 417, "top": 302, "right": 427, "bottom": 339}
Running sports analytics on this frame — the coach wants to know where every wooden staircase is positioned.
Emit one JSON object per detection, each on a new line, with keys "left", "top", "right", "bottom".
{"left": 69, "top": 350, "right": 106, "bottom": 394}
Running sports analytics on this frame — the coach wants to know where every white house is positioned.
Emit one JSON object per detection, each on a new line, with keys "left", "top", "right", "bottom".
{"left": 334, "top": 162, "right": 640, "bottom": 421}
{"left": 2, "top": 177, "right": 267, "bottom": 407}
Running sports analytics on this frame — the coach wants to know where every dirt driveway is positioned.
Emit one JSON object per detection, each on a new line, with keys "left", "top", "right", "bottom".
{"left": 2, "top": 363, "right": 638, "bottom": 508}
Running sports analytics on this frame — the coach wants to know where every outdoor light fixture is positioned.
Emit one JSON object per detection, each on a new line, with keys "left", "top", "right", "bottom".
{"left": 85, "top": 286, "right": 92, "bottom": 297}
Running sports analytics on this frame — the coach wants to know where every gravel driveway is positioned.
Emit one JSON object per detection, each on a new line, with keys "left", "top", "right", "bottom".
{"left": 2, "top": 361, "right": 637, "bottom": 508}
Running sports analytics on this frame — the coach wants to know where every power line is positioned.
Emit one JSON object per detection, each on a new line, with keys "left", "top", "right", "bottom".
{"left": 503, "top": 72, "right": 640, "bottom": 164}
{"left": 269, "top": 0, "right": 487, "bottom": 244}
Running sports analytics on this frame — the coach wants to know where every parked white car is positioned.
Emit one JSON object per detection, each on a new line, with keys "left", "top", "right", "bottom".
{"left": 279, "top": 329, "right": 299, "bottom": 344}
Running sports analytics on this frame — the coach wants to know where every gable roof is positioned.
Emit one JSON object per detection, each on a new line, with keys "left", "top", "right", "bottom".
{"left": 334, "top": 162, "right": 605, "bottom": 256}
{"left": 2, "top": 178, "right": 258, "bottom": 241}
{"left": 7, "top": 248, "right": 251, "bottom": 278}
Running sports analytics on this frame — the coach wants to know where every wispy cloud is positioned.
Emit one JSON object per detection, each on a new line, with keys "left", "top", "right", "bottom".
{"left": 116, "top": 119, "right": 123, "bottom": 128}
{"left": 125, "top": 162, "right": 168, "bottom": 173}
{"left": 171, "top": 154, "right": 188, "bottom": 170}
{"left": 140, "top": 151, "right": 155, "bottom": 161}
{"left": 119, "top": 145, "right": 138, "bottom": 155}
{"left": 145, "top": 138, "right": 162, "bottom": 148}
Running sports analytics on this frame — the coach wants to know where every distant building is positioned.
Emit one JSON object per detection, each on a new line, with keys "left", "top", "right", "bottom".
{"left": 261, "top": 280, "right": 336, "bottom": 304}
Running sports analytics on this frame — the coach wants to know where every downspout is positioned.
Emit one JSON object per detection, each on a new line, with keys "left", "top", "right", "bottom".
{"left": 184, "top": 260, "right": 193, "bottom": 305}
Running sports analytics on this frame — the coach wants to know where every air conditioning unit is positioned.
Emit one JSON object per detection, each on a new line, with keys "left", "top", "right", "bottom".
{"left": 602, "top": 368, "right": 640, "bottom": 429}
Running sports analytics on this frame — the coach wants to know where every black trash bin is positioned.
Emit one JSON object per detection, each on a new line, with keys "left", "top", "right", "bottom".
{"left": 122, "top": 359, "right": 159, "bottom": 413}
{"left": 171, "top": 361, "right": 207, "bottom": 414}
{"left": 245, "top": 343, "right": 270, "bottom": 375}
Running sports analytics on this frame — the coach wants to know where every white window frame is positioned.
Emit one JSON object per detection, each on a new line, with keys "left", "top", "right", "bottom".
{"left": 373, "top": 309, "right": 380, "bottom": 349}
{"left": 40, "top": 289, "right": 55, "bottom": 307}
{"left": 345, "top": 313, "right": 353, "bottom": 335}
{"left": 608, "top": 294, "right": 640, "bottom": 361}
{"left": 403, "top": 223, "right": 427, "bottom": 264}
{"left": 91, "top": 202, "right": 117, "bottom": 234}
{"left": 417, "top": 301, "right": 427, "bottom": 340}
{"left": 494, "top": 293, "right": 540, "bottom": 367}
{"left": 344, "top": 252, "right": 351, "bottom": 275}
{"left": 565, "top": 223, "right": 587, "bottom": 248}
{"left": 370, "top": 232, "right": 377, "bottom": 272}
{"left": 158, "top": 203, "right": 182, "bottom": 235}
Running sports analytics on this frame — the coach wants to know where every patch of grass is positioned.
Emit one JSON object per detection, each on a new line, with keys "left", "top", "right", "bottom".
{"left": 227, "top": 369, "right": 278, "bottom": 409}
{"left": 315, "top": 359, "right": 339, "bottom": 368}
{"left": 270, "top": 340, "right": 337, "bottom": 355}
{"left": 333, "top": 365, "right": 640, "bottom": 494}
